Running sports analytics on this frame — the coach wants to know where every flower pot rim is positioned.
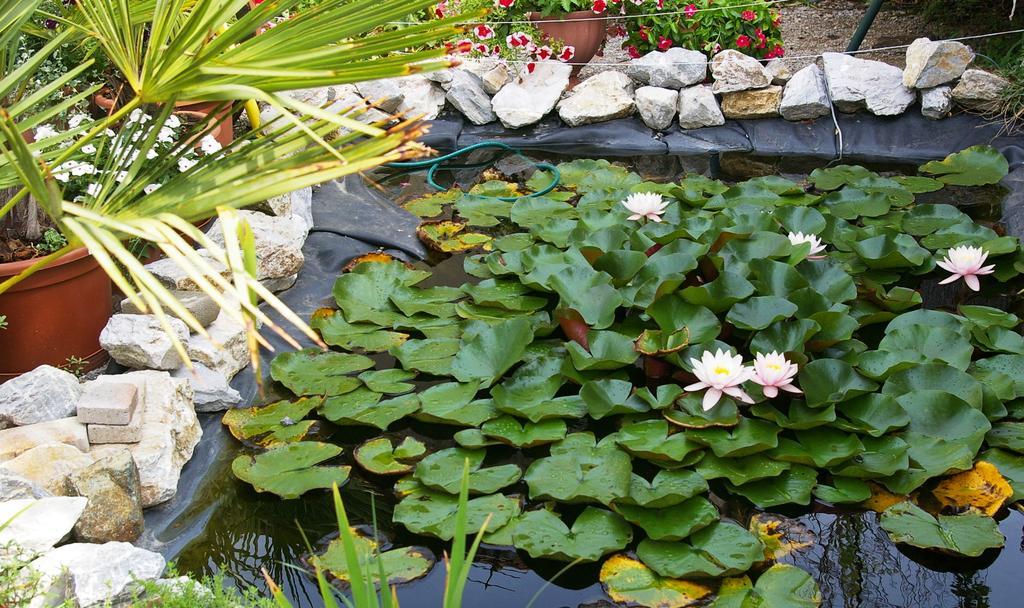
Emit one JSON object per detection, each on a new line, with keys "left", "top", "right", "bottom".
{"left": 0, "top": 245, "right": 92, "bottom": 277}
{"left": 527, "top": 9, "right": 606, "bottom": 22}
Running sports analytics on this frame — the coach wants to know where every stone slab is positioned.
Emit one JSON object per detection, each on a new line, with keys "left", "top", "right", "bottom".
{"left": 76, "top": 380, "right": 138, "bottom": 426}
{"left": 87, "top": 400, "right": 144, "bottom": 445}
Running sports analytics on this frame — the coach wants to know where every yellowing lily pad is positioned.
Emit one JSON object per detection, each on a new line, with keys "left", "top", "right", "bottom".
{"left": 222, "top": 397, "right": 321, "bottom": 446}
{"left": 311, "top": 528, "right": 435, "bottom": 587}
{"left": 418, "top": 220, "right": 493, "bottom": 253}
{"left": 599, "top": 554, "right": 713, "bottom": 608}
{"left": 402, "top": 190, "right": 460, "bottom": 217}
{"left": 930, "top": 461, "right": 1013, "bottom": 516}
{"left": 749, "top": 513, "right": 815, "bottom": 562}
{"left": 861, "top": 482, "right": 908, "bottom": 513}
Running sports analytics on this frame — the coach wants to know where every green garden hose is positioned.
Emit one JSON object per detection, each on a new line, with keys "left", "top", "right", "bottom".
{"left": 386, "top": 141, "right": 561, "bottom": 202}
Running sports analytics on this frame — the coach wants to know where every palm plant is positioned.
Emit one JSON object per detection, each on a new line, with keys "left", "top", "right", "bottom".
{"left": 1, "top": 0, "right": 476, "bottom": 368}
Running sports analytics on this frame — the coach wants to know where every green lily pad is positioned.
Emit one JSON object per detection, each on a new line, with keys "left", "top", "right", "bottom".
{"left": 392, "top": 482, "right": 520, "bottom": 541}
{"left": 635, "top": 328, "right": 690, "bottom": 356}
{"left": 566, "top": 330, "right": 640, "bottom": 371}
{"left": 353, "top": 437, "right": 427, "bottom": 475}
{"left": 687, "top": 418, "right": 781, "bottom": 458}
{"left": 310, "top": 309, "right": 409, "bottom": 353}
{"left": 332, "top": 258, "right": 431, "bottom": 325}
{"left": 613, "top": 496, "right": 718, "bottom": 542}
{"left": 664, "top": 393, "right": 741, "bottom": 429}
{"left": 636, "top": 521, "right": 765, "bottom": 579}
{"left": 413, "top": 382, "right": 494, "bottom": 427}
{"left": 581, "top": 379, "right": 649, "bottom": 419}
{"left": 524, "top": 433, "right": 632, "bottom": 505}
{"left": 680, "top": 271, "right": 756, "bottom": 313}
{"left": 615, "top": 419, "right": 704, "bottom": 464}
{"left": 880, "top": 501, "right": 1004, "bottom": 557}
{"left": 462, "top": 279, "right": 548, "bottom": 312}
{"left": 616, "top": 470, "right": 709, "bottom": 509}
{"left": 222, "top": 397, "right": 321, "bottom": 444}
{"left": 511, "top": 507, "right": 633, "bottom": 562}
{"left": 414, "top": 448, "right": 521, "bottom": 495}
{"left": 451, "top": 318, "right": 534, "bottom": 387}
{"left": 321, "top": 391, "right": 419, "bottom": 430}
{"left": 830, "top": 435, "right": 910, "bottom": 478}
{"left": 480, "top": 416, "right": 568, "bottom": 448}
{"left": 800, "top": 359, "right": 878, "bottom": 407}
{"left": 312, "top": 530, "right": 435, "bottom": 587}
{"left": 986, "top": 422, "right": 1024, "bottom": 452}
{"left": 599, "top": 554, "right": 714, "bottom": 608}
{"left": 390, "top": 338, "right": 461, "bottom": 377}
{"left": 417, "top": 220, "right": 493, "bottom": 253}
{"left": 358, "top": 369, "right": 416, "bottom": 394}
{"left": 231, "top": 442, "right": 351, "bottom": 499}
{"left": 919, "top": 145, "right": 1009, "bottom": 186}
{"left": 726, "top": 296, "right": 798, "bottom": 331}
{"left": 980, "top": 448, "right": 1024, "bottom": 501}
{"left": 810, "top": 165, "right": 876, "bottom": 191}
{"left": 725, "top": 465, "right": 817, "bottom": 508}
{"left": 270, "top": 348, "right": 373, "bottom": 396}
{"left": 497, "top": 395, "right": 587, "bottom": 423}
{"left": 813, "top": 477, "right": 873, "bottom": 504}
{"left": 696, "top": 453, "right": 791, "bottom": 486}
{"left": 742, "top": 564, "right": 822, "bottom": 608}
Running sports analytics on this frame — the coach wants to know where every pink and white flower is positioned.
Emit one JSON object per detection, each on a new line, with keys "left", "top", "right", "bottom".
{"left": 751, "top": 352, "right": 801, "bottom": 398}
{"left": 622, "top": 192, "right": 668, "bottom": 222}
{"left": 495, "top": 0, "right": 514, "bottom": 7}
{"left": 683, "top": 3, "right": 698, "bottom": 18}
{"left": 558, "top": 46, "right": 576, "bottom": 62}
{"left": 474, "top": 24, "right": 495, "bottom": 40}
{"left": 535, "top": 45, "right": 553, "bottom": 60}
{"left": 937, "top": 245, "right": 996, "bottom": 291}
{"left": 685, "top": 349, "right": 755, "bottom": 411}
{"left": 506, "top": 32, "right": 531, "bottom": 47}
{"left": 592, "top": 0, "right": 607, "bottom": 12}
{"left": 787, "top": 232, "right": 826, "bottom": 258}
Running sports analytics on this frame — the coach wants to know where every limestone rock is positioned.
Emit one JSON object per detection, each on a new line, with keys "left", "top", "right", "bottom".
{"left": 821, "top": 52, "right": 916, "bottom": 116}
{"left": 635, "top": 86, "right": 679, "bottom": 131}
{"left": 100, "top": 314, "right": 188, "bottom": 371}
{"left": 710, "top": 50, "right": 771, "bottom": 94}
{"left": 171, "top": 362, "right": 241, "bottom": 412}
{"left": 480, "top": 64, "right": 512, "bottom": 95}
{"left": 722, "top": 85, "right": 784, "bottom": 120}
{"left": 90, "top": 371, "right": 200, "bottom": 507}
{"left": 765, "top": 58, "right": 793, "bottom": 85}
{"left": 208, "top": 210, "right": 306, "bottom": 281}
{"left": 0, "top": 496, "right": 87, "bottom": 555}
{"left": 952, "top": 69, "right": 1010, "bottom": 112}
{"left": 921, "top": 86, "right": 954, "bottom": 119}
{"left": 186, "top": 310, "right": 249, "bottom": 380}
{"left": 0, "top": 365, "right": 80, "bottom": 429}
{"left": 780, "top": 64, "right": 831, "bottom": 121}
{"left": 263, "top": 273, "right": 298, "bottom": 293}
{"left": 627, "top": 48, "right": 708, "bottom": 89}
{"left": 30, "top": 542, "right": 165, "bottom": 608}
{"left": 120, "top": 290, "right": 220, "bottom": 329}
{"left": 0, "top": 469, "right": 51, "bottom": 500}
{"left": 65, "top": 449, "right": 144, "bottom": 543}
{"left": 145, "top": 249, "right": 229, "bottom": 292}
{"left": 355, "top": 78, "right": 404, "bottom": 113}
{"left": 255, "top": 187, "right": 314, "bottom": 232}
{"left": 445, "top": 70, "right": 496, "bottom": 125}
{"left": 903, "top": 38, "right": 975, "bottom": 89}
{"left": 557, "top": 71, "right": 636, "bottom": 127}
{"left": 0, "top": 417, "right": 89, "bottom": 462}
{"left": 678, "top": 85, "right": 726, "bottom": 129}
{"left": 0, "top": 443, "right": 93, "bottom": 495}
{"left": 325, "top": 84, "right": 392, "bottom": 128}
{"left": 396, "top": 75, "right": 447, "bottom": 121}
{"left": 491, "top": 62, "right": 572, "bottom": 129}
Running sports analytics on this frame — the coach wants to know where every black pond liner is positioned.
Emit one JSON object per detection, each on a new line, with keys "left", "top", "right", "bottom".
{"left": 139, "top": 113, "right": 1024, "bottom": 607}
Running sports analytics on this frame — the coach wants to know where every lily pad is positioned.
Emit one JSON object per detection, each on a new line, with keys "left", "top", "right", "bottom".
{"left": 695, "top": 453, "right": 790, "bottom": 486}
{"left": 919, "top": 145, "right": 1009, "bottom": 186}
{"left": 414, "top": 382, "right": 494, "bottom": 427}
{"left": 749, "top": 513, "right": 815, "bottom": 561}
{"left": 741, "top": 564, "right": 822, "bottom": 608}
{"left": 353, "top": 437, "right": 427, "bottom": 476}
{"left": 417, "top": 220, "right": 493, "bottom": 253}
{"left": 524, "top": 433, "right": 632, "bottom": 505}
{"left": 930, "top": 461, "right": 1013, "bottom": 516}
{"left": 687, "top": 418, "right": 781, "bottom": 458}
{"left": 270, "top": 348, "right": 373, "bottom": 396}
{"left": 512, "top": 507, "right": 633, "bottom": 562}
{"left": 726, "top": 465, "right": 817, "bottom": 508}
{"left": 879, "top": 501, "right": 1004, "bottom": 557}
{"left": 636, "top": 521, "right": 765, "bottom": 579}
{"left": 358, "top": 369, "right": 416, "bottom": 394}
{"left": 391, "top": 338, "right": 461, "bottom": 376}
{"left": 599, "top": 554, "right": 713, "bottom": 608}
{"left": 615, "top": 419, "right": 704, "bottom": 464}
{"left": 231, "top": 442, "right": 351, "bottom": 499}
{"left": 311, "top": 309, "right": 408, "bottom": 353}
{"left": 813, "top": 477, "right": 872, "bottom": 504}
{"left": 613, "top": 496, "right": 719, "bottom": 542}
{"left": 312, "top": 530, "right": 435, "bottom": 587}
{"left": 392, "top": 482, "right": 521, "bottom": 541}
{"left": 222, "top": 397, "right": 321, "bottom": 444}
{"left": 414, "top": 448, "right": 522, "bottom": 495}
{"left": 480, "top": 416, "right": 568, "bottom": 448}
{"left": 616, "top": 470, "right": 709, "bottom": 509}
{"left": 451, "top": 319, "right": 534, "bottom": 387}
{"left": 321, "top": 392, "right": 419, "bottom": 430}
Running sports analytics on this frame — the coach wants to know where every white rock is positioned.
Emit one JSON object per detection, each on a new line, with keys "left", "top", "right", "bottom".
{"left": 396, "top": 75, "right": 447, "bottom": 121}
{"left": 0, "top": 417, "right": 89, "bottom": 463}
{"left": 0, "top": 496, "right": 87, "bottom": 555}
{"left": 678, "top": 85, "right": 725, "bottom": 129}
{"left": 557, "top": 71, "right": 636, "bottom": 127}
{"left": 120, "top": 290, "right": 220, "bottom": 329}
{"left": 90, "top": 371, "right": 200, "bottom": 507}
{"left": 821, "top": 52, "right": 916, "bottom": 116}
{"left": 921, "top": 86, "right": 954, "bottom": 119}
{"left": 0, "top": 365, "right": 81, "bottom": 429}
{"left": 0, "top": 443, "right": 93, "bottom": 495}
{"left": 952, "top": 69, "right": 1010, "bottom": 112}
{"left": 445, "top": 70, "right": 496, "bottom": 125}
{"left": 781, "top": 64, "right": 831, "bottom": 121}
{"left": 260, "top": 187, "right": 313, "bottom": 233}
{"left": 100, "top": 314, "right": 188, "bottom": 371}
{"left": 710, "top": 50, "right": 772, "bottom": 94}
{"left": 208, "top": 210, "right": 306, "bottom": 281}
{"left": 765, "top": 58, "right": 793, "bottom": 85}
{"left": 30, "top": 542, "right": 165, "bottom": 608}
{"left": 263, "top": 273, "right": 298, "bottom": 293}
{"left": 424, "top": 69, "right": 454, "bottom": 87}
{"left": 626, "top": 48, "right": 708, "bottom": 90}
{"left": 186, "top": 310, "right": 249, "bottom": 380}
{"left": 172, "top": 362, "right": 241, "bottom": 412}
{"left": 145, "top": 249, "right": 229, "bottom": 292}
{"left": 481, "top": 64, "right": 512, "bottom": 95}
{"left": 0, "top": 469, "right": 51, "bottom": 500}
{"left": 355, "top": 78, "right": 404, "bottom": 113}
{"left": 635, "top": 86, "right": 679, "bottom": 131}
{"left": 904, "top": 38, "right": 975, "bottom": 89}
{"left": 325, "top": 84, "right": 392, "bottom": 128}
{"left": 491, "top": 62, "right": 572, "bottom": 129}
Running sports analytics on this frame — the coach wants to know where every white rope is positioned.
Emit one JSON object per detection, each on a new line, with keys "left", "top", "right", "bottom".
{"left": 448, "top": 27, "right": 1024, "bottom": 67}
{"left": 389, "top": 0, "right": 790, "bottom": 25}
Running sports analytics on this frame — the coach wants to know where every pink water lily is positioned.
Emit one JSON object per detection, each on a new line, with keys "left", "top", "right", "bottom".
{"left": 751, "top": 352, "right": 801, "bottom": 398}
{"left": 685, "top": 349, "right": 755, "bottom": 411}
{"left": 622, "top": 192, "right": 668, "bottom": 223}
{"left": 937, "top": 245, "right": 995, "bottom": 292}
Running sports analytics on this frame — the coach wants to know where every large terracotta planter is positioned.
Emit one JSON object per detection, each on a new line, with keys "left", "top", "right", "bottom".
{"left": 529, "top": 10, "right": 607, "bottom": 74}
{"left": 92, "top": 92, "right": 234, "bottom": 148}
{"left": 0, "top": 248, "right": 112, "bottom": 380}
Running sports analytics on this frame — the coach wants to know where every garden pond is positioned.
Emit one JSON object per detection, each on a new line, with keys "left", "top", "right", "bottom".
{"left": 166, "top": 148, "right": 1024, "bottom": 608}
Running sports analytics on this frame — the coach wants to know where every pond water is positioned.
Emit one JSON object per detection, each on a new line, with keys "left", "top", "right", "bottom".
{"left": 170, "top": 150, "right": 1024, "bottom": 608}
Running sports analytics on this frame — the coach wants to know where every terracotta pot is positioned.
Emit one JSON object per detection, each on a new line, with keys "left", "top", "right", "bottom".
{"left": 0, "top": 247, "right": 112, "bottom": 381}
{"left": 529, "top": 10, "right": 607, "bottom": 74}
{"left": 91, "top": 93, "right": 234, "bottom": 148}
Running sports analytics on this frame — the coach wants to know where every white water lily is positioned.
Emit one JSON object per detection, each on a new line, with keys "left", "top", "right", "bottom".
{"left": 685, "top": 349, "right": 755, "bottom": 411}
{"left": 937, "top": 245, "right": 995, "bottom": 292}
{"left": 622, "top": 192, "right": 669, "bottom": 223}
{"left": 751, "top": 352, "right": 801, "bottom": 398}
{"left": 788, "top": 232, "right": 826, "bottom": 258}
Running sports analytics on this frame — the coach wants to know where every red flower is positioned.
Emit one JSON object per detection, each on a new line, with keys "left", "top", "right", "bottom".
{"left": 741, "top": 10, "right": 756, "bottom": 21}
{"left": 736, "top": 35, "right": 752, "bottom": 48}
{"left": 657, "top": 36, "right": 672, "bottom": 51}
{"left": 474, "top": 24, "right": 495, "bottom": 40}
{"left": 639, "top": 27, "right": 649, "bottom": 42}
{"left": 526, "top": 62, "right": 536, "bottom": 74}
{"left": 609, "top": 25, "right": 627, "bottom": 37}
{"left": 496, "top": 0, "right": 515, "bottom": 7}
{"left": 453, "top": 39, "right": 473, "bottom": 54}
{"left": 772, "top": 45, "right": 785, "bottom": 57}
{"left": 627, "top": 45, "right": 641, "bottom": 59}
{"left": 506, "top": 32, "right": 531, "bottom": 47}
{"left": 592, "top": 0, "right": 607, "bottom": 13}
{"left": 474, "top": 43, "right": 489, "bottom": 54}
{"left": 683, "top": 3, "right": 697, "bottom": 18}
{"left": 535, "top": 46, "right": 553, "bottom": 60}
{"left": 558, "top": 46, "right": 576, "bottom": 62}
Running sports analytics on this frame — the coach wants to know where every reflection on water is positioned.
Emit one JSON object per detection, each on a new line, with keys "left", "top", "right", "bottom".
{"left": 171, "top": 152, "right": 1023, "bottom": 607}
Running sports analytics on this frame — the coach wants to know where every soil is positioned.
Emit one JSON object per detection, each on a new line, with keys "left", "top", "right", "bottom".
{"left": 0, "top": 236, "right": 42, "bottom": 264}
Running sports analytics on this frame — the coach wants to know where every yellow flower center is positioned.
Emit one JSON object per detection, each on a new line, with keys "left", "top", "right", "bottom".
{"left": 714, "top": 367, "right": 731, "bottom": 375}
{"left": 767, "top": 363, "right": 781, "bottom": 371}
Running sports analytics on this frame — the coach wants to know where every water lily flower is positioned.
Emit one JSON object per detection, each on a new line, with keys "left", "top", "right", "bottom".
{"left": 787, "top": 231, "right": 826, "bottom": 258}
{"left": 937, "top": 245, "right": 995, "bottom": 291}
{"left": 751, "top": 352, "right": 801, "bottom": 398}
{"left": 685, "top": 349, "right": 755, "bottom": 411}
{"left": 622, "top": 192, "right": 669, "bottom": 223}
